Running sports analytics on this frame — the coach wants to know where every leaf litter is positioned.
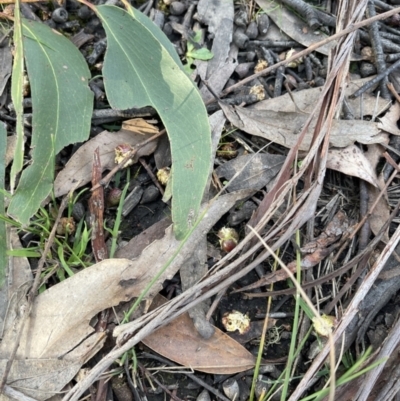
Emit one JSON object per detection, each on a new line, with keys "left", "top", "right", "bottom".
{"left": 3, "top": 0, "right": 400, "bottom": 400}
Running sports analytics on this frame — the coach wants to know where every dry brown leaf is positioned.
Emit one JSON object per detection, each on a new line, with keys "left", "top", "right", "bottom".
{"left": 54, "top": 129, "right": 157, "bottom": 197}
{"left": 221, "top": 104, "right": 387, "bottom": 151}
{"left": 253, "top": 77, "right": 391, "bottom": 118}
{"left": 327, "top": 145, "right": 380, "bottom": 187}
{"left": 378, "top": 102, "right": 400, "bottom": 135}
{"left": 122, "top": 118, "right": 159, "bottom": 135}
{"left": 142, "top": 294, "right": 256, "bottom": 374}
{"left": 0, "top": 191, "right": 252, "bottom": 399}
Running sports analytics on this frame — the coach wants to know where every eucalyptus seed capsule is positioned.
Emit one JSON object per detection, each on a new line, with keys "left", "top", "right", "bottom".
{"left": 169, "top": 1, "right": 186, "bottom": 15}
{"left": 52, "top": 7, "right": 68, "bottom": 23}
{"left": 234, "top": 10, "right": 248, "bottom": 27}
{"left": 222, "top": 378, "right": 240, "bottom": 401}
{"left": 233, "top": 29, "right": 249, "bottom": 49}
{"left": 245, "top": 20, "right": 258, "bottom": 39}
{"left": 257, "top": 13, "right": 270, "bottom": 36}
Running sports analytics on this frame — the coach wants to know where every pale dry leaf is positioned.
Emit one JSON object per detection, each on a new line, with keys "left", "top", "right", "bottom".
{"left": 378, "top": 102, "right": 400, "bottom": 136}
{"left": 54, "top": 129, "right": 157, "bottom": 197}
{"left": 221, "top": 104, "right": 387, "bottom": 151}
{"left": 142, "top": 294, "right": 256, "bottom": 374}
{"left": 253, "top": 77, "right": 391, "bottom": 118}
{"left": 215, "top": 153, "right": 285, "bottom": 191}
{"left": 327, "top": 145, "right": 379, "bottom": 187}
{"left": 365, "top": 143, "right": 390, "bottom": 242}
{"left": 0, "top": 227, "right": 33, "bottom": 346}
{"left": 122, "top": 118, "right": 159, "bottom": 135}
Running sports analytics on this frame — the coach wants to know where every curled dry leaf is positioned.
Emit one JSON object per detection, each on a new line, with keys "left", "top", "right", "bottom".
{"left": 142, "top": 295, "right": 256, "bottom": 374}
{"left": 377, "top": 102, "right": 400, "bottom": 136}
{"left": 327, "top": 145, "right": 380, "bottom": 187}
{"left": 121, "top": 118, "right": 159, "bottom": 135}
{"left": 221, "top": 104, "right": 387, "bottom": 151}
{"left": 54, "top": 129, "right": 158, "bottom": 197}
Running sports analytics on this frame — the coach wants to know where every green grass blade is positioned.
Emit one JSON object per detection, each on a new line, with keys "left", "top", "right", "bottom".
{"left": 96, "top": 5, "right": 212, "bottom": 239}
{"left": 9, "top": 0, "right": 25, "bottom": 192}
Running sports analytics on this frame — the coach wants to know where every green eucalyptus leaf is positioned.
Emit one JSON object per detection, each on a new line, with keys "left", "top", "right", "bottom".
{"left": 7, "top": 19, "right": 93, "bottom": 224}
{"left": 0, "top": 122, "right": 6, "bottom": 288}
{"left": 96, "top": 5, "right": 212, "bottom": 239}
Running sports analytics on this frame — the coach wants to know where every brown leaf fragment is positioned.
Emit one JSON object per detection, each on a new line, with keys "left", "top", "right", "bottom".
{"left": 327, "top": 145, "right": 380, "bottom": 187}
{"left": 122, "top": 118, "right": 159, "bottom": 135}
{"left": 300, "top": 211, "right": 349, "bottom": 254}
{"left": 142, "top": 295, "right": 256, "bottom": 374}
{"left": 221, "top": 104, "right": 386, "bottom": 151}
{"left": 89, "top": 148, "right": 108, "bottom": 262}
{"left": 54, "top": 130, "right": 158, "bottom": 197}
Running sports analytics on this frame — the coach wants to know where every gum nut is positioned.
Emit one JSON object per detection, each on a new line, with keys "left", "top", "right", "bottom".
{"left": 71, "top": 202, "right": 86, "bottom": 221}
{"left": 257, "top": 14, "right": 270, "bottom": 35}
{"left": 169, "top": 1, "right": 187, "bottom": 15}
{"left": 217, "top": 227, "right": 239, "bottom": 252}
{"left": 196, "top": 389, "right": 211, "bottom": 401}
{"left": 245, "top": 20, "right": 258, "bottom": 39}
{"left": 157, "top": 167, "right": 171, "bottom": 185}
{"left": 312, "top": 314, "right": 337, "bottom": 337}
{"left": 234, "top": 10, "right": 248, "bottom": 27}
{"left": 222, "top": 310, "right": 251, "bottom": 334}
{"left": 223, "top": 378, "right": 240, "bottom": 401}
{"left": 106, "top": 188, "right": 122, "bottom": 207}
{"left": 114, "top": 143, "right": 133, "bottom": 167}
{"left": 233, "top": 30, "right": 249, "bottom": 49}
{"left": 56, "top": 217, "right": 76, "bottom": 235}
{"left": 52, "top": 7, "right": 68, "bottom": 23}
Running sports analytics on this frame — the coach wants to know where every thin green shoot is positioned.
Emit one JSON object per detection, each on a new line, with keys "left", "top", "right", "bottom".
{"left": 280, "top": 230, "right": 302, "bottom": 400}
{"left": 299, "top": 348, "right": 385, "bottom": 401}
{"left": 249, "top": 250, "right": 280, "bottom": 401}
{"left": 7, "top": 248, "right": 41, "bottom": 257}
{"left": 107, "top": 170, "right": 130, "bottom": 258}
